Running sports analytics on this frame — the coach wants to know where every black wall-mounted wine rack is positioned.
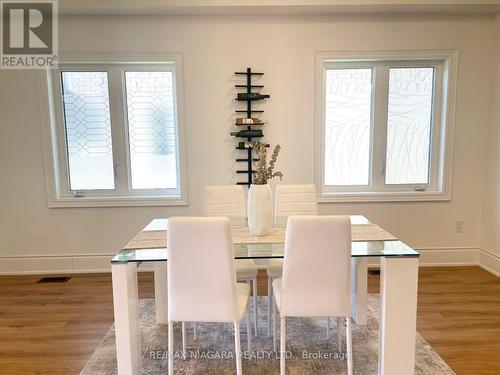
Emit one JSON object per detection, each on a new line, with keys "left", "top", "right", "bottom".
{"left": 233, "top": 68, "right": 270, "bottom": 186}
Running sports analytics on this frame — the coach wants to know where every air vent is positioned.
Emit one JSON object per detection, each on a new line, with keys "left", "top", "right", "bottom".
{"left": 37, "top": 276, "right": 71, "bottom": 283}
{"left": 368, "top": 269, "right": 380, "bottom": 276}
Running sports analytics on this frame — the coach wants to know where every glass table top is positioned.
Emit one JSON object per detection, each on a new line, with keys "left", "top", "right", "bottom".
{"left": 112, "top": 241, "right": 419, "bottom": 264}
{"left": 112, "top": 215, "right": 419, "bottom": 264}
{"left": 112, "top": 217, "right": 419, "bottom": 266}
{"left": 142, "top": 215, "right": 370, "bottom": 232}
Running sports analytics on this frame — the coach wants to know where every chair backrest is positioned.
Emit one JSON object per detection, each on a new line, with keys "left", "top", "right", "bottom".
{"left": 204, "top": 185, "right": 246, "bottom": 217}
{"left": 275, "top": 184, "right": 317, "bottom": 217}
{"left": 280, "top": 215, "right": 351, "bottom": 317}
{"left": 167, "top": 217, "right": 239, "bottom": 323}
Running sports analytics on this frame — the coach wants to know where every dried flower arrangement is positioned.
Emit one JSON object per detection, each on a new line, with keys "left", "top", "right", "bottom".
{"left": 250, "top": 142, "right": 283, "bottom": 185}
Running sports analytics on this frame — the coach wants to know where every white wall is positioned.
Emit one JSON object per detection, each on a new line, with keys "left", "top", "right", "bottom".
{"left": 0, "top": 14, "right": 496, "bottom": 273}
{"left": 480, "top": 14, "right": 500, "bottom": 273}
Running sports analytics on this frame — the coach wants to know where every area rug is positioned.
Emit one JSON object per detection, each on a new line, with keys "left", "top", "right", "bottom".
{"left": 81, "top": 295, "right": 455, "bottom": 375}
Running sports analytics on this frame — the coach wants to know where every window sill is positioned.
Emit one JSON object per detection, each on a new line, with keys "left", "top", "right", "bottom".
{"left": 48, "top": 195, "right": 189, "bottom": 208}
{"left": 318, "top": 190, "right": 450, "bottom": 203}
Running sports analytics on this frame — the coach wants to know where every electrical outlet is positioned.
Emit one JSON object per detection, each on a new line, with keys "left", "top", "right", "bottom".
{"left": 455, "top": 221, "right": 464, "bottom": 233}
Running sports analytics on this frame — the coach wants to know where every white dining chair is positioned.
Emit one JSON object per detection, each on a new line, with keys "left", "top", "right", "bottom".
{"left": 167, "top": 217, "right": 252, "bottom": 375}
{"left": 204, "top": 185, "right": 259, "bottom": 336}
{"left": 266, "top": 184, "right": 317, "bottom": 336}
{"left": 272, "top": 215, "right": 353, "bottom": 375}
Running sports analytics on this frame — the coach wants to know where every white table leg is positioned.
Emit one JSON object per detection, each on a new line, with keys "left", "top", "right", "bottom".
{"left": 112, "top": 263, "right": 141, "bottom": 375}
{"left": 154, "top": 261, "right": 168, "bottom": 324}
{"left": 351, "top": 257, "right": 368, "bottom": 325}
{"left": 379, "top": 257, "right": 419, "bottom": 375}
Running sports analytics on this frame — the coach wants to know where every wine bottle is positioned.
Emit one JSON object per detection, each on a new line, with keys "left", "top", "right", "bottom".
{"left": 238, "top": 142, "right": 270, "bottom": 149}
{"left": 231, "top": 130, "right": 263, "bottom": 137}
{"left": 236, "top": 93, "right": 270, "bottom": 101}
{"left": 236, "top": 117, "right": 263, "bottom": 125}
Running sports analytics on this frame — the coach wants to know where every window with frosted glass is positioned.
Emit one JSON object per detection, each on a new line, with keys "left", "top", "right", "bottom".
{"left": 385, "top": 68, "right": 434, "bottom": 185}
{"left": 60, "top": 71, "right": 115, "bottom": 190}
{"left": 125, "top": 71, "right": 178, "bottom": 190}
{"left": 324, "top": 69, "right": 372, "bottom": 186}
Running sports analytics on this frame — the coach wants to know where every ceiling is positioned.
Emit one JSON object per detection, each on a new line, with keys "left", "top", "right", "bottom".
{"left": 58, "top": 0, "right": 500, "bottom": 16}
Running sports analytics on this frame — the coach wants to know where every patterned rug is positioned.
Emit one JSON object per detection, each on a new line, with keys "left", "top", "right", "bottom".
{"left": 81, "top": 295, "right": 455, "bottom": 375}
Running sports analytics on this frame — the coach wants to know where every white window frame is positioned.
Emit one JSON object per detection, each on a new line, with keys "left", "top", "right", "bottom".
{"left": 38, "top": 54, "right": 188, "bottom": 207}
{"left": 314, "top": 50, "right": 458, "bottom": 203}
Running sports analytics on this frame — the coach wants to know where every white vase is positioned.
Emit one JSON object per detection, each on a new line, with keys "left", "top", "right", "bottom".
{"left": 247, "top": 184, "right": 273, "bottom": 236}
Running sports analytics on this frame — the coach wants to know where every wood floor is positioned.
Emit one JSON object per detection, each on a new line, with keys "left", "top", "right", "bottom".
{"left": 0, "top": 267, "right": 499, "bottom": 375}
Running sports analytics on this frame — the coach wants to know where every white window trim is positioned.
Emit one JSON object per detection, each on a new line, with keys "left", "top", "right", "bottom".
{"left": 314, "top": 49, "right": 458, "bottom": 203}
{"left": 38, "top": 53, "right": 189, "bottom": 208}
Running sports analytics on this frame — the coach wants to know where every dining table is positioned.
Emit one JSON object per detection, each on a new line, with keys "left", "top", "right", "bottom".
{"left": 110, "top": 215, "right": 420, "bottom": 375}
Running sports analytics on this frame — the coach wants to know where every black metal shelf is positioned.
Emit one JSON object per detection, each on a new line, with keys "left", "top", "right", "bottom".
{"left": 235, "top": 84, "right": 264, "bottom": 88}
{"left": 235, "top": 98, "right": 268, "bottom": 102}
{"left": 233, "top": 67, "right": 270, "bottom": 187}
{"left": 235, "top": 71, "right": 264, "bottom": 75}
{"left": 233, "top": 135, "right": 263, "bottom": 138}
{"left": 236, "top": 158, "right": 260, "bottom": 162}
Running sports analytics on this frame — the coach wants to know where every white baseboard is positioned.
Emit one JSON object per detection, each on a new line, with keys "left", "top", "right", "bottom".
{"left": 416, "top": 247, "right": 479, "bottom": 267}
{"left": 0, "top": 254, "right": 154, "bottom": 275}
{"left": 477, "top": 248, "right": 500, "bottom": 277}
{"left": 363, "top": 247, "right": 478, "bottom": 268}
{"left": 0, "top": 247, "right": 498, "bottom": 277}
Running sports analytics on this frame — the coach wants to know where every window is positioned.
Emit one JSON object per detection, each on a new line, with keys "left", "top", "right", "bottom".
{"left": 42, "top": 57, "right": 187, "bottom": 207}
{"left": 61, "top": 71, "right": 115, "bottom": 191}
{"left": 324, "top": 68, "right": 372, "bottom": 186}
{"left": 124, "top": 71, "right": 178, "bottom": 190}
{"left": 385, "top": 67, "right": 434, "bottom": 185}
{"left": 315, "top": 51, "right": 457, "bottom": 202}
